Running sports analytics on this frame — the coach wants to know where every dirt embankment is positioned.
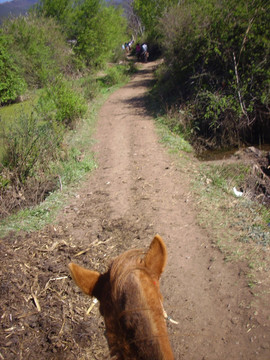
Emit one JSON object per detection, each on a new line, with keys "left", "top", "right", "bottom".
{"left": 0, "top": 61, "right": 270, "bottom": 360}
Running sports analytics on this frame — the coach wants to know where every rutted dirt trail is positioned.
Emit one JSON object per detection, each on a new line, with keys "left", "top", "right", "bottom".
{"left": 92, "top": 61, "right": 270, "bottom": 359}
{"left": 1, "top": 61, "right": 269, "bottom": 359}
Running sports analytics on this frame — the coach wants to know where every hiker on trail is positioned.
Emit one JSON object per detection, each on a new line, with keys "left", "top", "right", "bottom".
{"left": 125, "top": 42, "right": 129, "bottom": 53}
{"left": 136, "top": 43, "right": 141, "bottom": 60}
{"left": 141, "top": 43, "right": 148, "bottom": 62}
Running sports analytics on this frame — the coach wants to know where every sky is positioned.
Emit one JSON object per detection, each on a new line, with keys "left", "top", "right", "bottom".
{"left": 0, "top": 0, "right": 13, "bottom": 3}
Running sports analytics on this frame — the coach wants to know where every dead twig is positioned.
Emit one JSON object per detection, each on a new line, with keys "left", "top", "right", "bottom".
{"left": 58, "top": 175, "right": 63, "bottom": 192}
{"left": 74, "top": 237, "right": 112, "bottom": 257}
{"left": 31, "top": 293, "right": 41, "bottom": 312}
{"left": 58, "top": 316, "right": 66, "bottom": 337}
{"left": 86, "top": 298, "right": 98, "bottom": 315}
{"left": 37, "top": 240, "right": 67, "bottom": 252}
{"left": 233, "top": 52, "right": 253, "bottom": 125}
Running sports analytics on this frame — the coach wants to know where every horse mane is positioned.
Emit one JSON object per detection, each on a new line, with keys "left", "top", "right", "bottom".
{"left": 110, "top": 249, "right": 146, "bottom": 297}
{"left": 108, "top": 248, "right": 165, "bottom": 359}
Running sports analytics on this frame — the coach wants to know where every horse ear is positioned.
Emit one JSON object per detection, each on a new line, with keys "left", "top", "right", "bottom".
{"left": 69, "top": 263, "right": 100, "bottom": 296}
{"left": 144, "top": 234, "right": 167, "bottom": 279}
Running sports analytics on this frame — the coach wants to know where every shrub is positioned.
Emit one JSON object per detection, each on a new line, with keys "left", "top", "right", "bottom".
{"left": 69, "top": 2, "right": 127, "bottom": 67}
{"left": 101, "top": 66, "right": 129, "bottom": 87}
{"left": 0, "top": 111, "right": 64, "bottom": 183}
{"left": 80, "top": 75, "right": 101, "bottom": 100}
{"left": 36, "top": 77, "right": 87, "bottom": 126}
{"left": 157, "top": 0, "right": 270, "bottom": 148}
{"left": 0, "top": 31, "right": 26, "bottom": 104}
{"left": 2, "top": 14, "right": 73, "bottom": 88}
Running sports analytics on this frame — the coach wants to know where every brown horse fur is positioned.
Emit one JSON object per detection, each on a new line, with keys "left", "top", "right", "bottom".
{"left": 69, "top": 234, "right": 174, "bottom": 360}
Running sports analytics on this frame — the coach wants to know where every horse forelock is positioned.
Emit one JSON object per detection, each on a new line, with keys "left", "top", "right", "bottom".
{"left": 109, "top": 249, "right": 145, "bottom": 298}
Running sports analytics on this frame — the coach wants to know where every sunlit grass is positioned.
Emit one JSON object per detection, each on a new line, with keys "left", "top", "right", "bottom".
{"left": 155, "top": 116, "right": 193, "bottom": 154}
{"left": 192, "top": 160, "right": 270, "bottom": 280}
{"left": 0, "top": 66, "right": 131, "bottom": 236}
{"left": 154, "top": 117, "right": 270, "bottom": 288}
{"left": 0, "top": 91, "right": 40, "bottom": 161}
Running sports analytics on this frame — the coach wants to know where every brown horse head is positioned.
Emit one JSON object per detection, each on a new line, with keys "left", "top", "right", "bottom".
{"left": 69, "top": 234, "right": 174, "bottom": 360}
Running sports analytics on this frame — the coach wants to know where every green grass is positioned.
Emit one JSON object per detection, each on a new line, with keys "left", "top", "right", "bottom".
{"left": 0, "top": 94, "right": 38, "bottom": 161}
{"left": 0, "top": 89, "right": 41, "bottom": 122}
{"left": 0, "top": 190, "right": 66, "bottom": 234}
{"left": 0, "top": 65, "right": 131, "bottom": 237}
{"left": 192, "top": 160, "right": 270, "bottom": 275}
{"left": 156, "top": 116, "right": 193, "bottom": 154}
{"left": 154, "top": 116, "right": 270, "bottom": 290}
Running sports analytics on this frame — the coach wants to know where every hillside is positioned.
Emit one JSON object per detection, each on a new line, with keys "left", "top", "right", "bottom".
{"left": 0, "top": 0, "right": 38, "bottom": 21}
{"left": 0, "top": 0, "right": 125, "bottom": 23}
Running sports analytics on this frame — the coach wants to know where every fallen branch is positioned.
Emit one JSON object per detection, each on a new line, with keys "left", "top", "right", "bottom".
{"left": 233, "top": 52, "right": 251, "bottom": 125}
{"left": 74, "top": 237, "right": 112, "bottom": 257}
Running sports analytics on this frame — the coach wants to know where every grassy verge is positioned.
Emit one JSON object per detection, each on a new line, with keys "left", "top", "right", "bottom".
{"left": 194, "top": 162, "right": 270, "bottom": 287}
{"left": 0, "top": 91, "right": 40, "bottom": 161}
{"left": 0, "top": 65, "right": 133, "bottom": 236}
{"left": 155, "top": 117, "right": 270, "bottom": 289}
{"left": 155, "top": 116, "right": 193, "bottom": 154}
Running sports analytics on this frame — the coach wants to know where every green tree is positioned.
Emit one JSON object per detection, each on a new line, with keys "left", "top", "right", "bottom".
{"left": 69, "top": 0, "right": 127, "bottom": 66}
{"left": 34, "top": 0, "right": 71, "bottom": 24}
{"left": 132, "top": 0, "right": 179, "bottom": 32}
{"left": 2, "top": 15, "right": 73, "bottom": 88}
{"left": 35, "top": 0, "right": 127, "bottom": 67}
{"left": 0, "top": 30, "right": 26, "bottom": 104}
{"left": 156, "top": 0, "right": 270, "bottom": 147}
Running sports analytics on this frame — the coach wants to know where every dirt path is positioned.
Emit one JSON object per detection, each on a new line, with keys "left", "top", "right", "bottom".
{"left": 1, "top": 61, "right": 269, "bottom": 360}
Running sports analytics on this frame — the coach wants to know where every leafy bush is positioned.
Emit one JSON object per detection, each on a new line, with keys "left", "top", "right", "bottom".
{"left": 34, "top": 0, "right": 71, "bottom": 25}
{"left": 80, "top": 75, "right": 101, "bottom": 100}
{"left": 0, "top": 31, "right": 26, "bottom": 104}
{"left": 0, "top": 112, "right": 64, "bottom": 183}
{"left": 156, "top": 0, "right": 270, "bottom": 148}
{"left": 101, "top": 66, "right": 129, "bottom": 87}
{"left": 37, "top": 77, "right": 87, "bottom": 126}
{"left": 2, "top": 14, "right": 73, "bottom": 88}
{"left": 66, "top": 1, "right": 127, "bottom": 67}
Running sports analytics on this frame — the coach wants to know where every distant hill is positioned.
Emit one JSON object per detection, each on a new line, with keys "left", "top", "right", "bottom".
{"left": 0, "top": 0, "right": 126, "bottom": 24}
{"left": 0, "top": 0, "right": 38, "bottom": 22}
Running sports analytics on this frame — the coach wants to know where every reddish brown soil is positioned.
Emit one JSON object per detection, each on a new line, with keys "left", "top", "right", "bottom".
{"left": 0, "top": 61, "right": 269, "bottom": 359}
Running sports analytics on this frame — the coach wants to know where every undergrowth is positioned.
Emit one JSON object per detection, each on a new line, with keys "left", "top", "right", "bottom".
{"left": 155, "top": 116, "right": 193, "bottom": 154}
{"left": 0, "top": 65, "right": 132, "bottom": 236}
{"left": 193, "top": 160, "right": 270, "bottom": 285}
{"left": 157, "top": 118, "right": 270, "bottom": 287}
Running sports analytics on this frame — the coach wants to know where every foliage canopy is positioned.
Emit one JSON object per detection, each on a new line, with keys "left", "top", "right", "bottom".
{"left": 0, "top": 30, "right": 26, "bottom": 104}
{"left": 36, "top": 0, "right": 127, "bottom": 66}
{"left": 1, "top": 14, "right": 72, "bottom": 90}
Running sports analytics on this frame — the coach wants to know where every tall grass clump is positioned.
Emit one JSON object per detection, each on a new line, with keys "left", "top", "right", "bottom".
{"left": 0, "top": 110, "right": 64, "bottom": 216}
{"left": 37, "top": 77, "right": 87, "bottom": 127}
{"left": 79, "top": 75, "right": 101, "bottom": 101}
{"left": 101, "top": 65, "right": 129, "bottom": 87}
{"left": 1, "top": 112, "right": 64, "bottom": 183}
{"left": 0, "top": 75, "right": 87, "bottom": 217}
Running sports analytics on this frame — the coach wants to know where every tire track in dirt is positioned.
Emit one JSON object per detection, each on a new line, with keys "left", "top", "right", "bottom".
{"left": 90, "top": 61, "right": 270, "bottom": 359}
